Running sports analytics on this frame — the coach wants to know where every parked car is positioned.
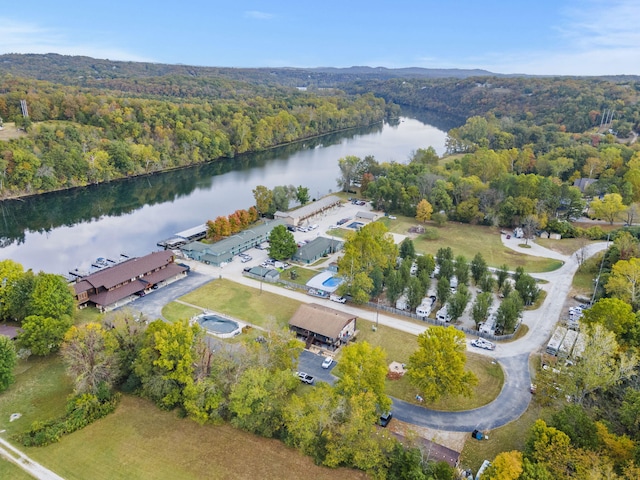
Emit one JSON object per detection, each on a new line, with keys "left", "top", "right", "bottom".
{"left": 296, "top": 372, "right": 315, "bottom": 385}
{"left": 378, "top": 412, "right": 392, "bottom": 427}
{"left": 321, "top": 356, "right": 333, "bottom": 369}
{"left": 470, "top": 338, "right": 496, "bottom": 351}
{"left": 330, "top": 294, "right": 346, "bottom": 303}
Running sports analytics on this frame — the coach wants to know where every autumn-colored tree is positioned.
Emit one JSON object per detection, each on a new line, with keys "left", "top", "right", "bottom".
{"left": 415, "top": 198, "right": 433, "bottom": 223}
{"left": 481, "top": 451, "right": 523, "bottom": 480}
{"left": 407, "top": 326, "right": 477, "bottom": 402}
{"left": 252, "top": 185, "right": 273, "bottom": 216}
{"left": 591, "top": 193, "right": 626, "bottom": 224}
{"left": 606, "top": 257, "right": 640, "bottom": 308}
{"left": 228, "top": 212, "right": 242, "bottom": 234}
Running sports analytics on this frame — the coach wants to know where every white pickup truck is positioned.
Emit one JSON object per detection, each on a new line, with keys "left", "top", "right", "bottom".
{"left": 330, "top": 294, "right": 346, "bottom": 303}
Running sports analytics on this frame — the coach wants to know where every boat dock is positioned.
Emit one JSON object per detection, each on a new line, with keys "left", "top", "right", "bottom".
{"left": 157, "top": 223, "right": 208, "bottom": 249}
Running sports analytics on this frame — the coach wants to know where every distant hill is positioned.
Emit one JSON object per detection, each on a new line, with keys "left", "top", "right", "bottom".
{"left": 0, "top": 53, "right": 497, "bottom": 88}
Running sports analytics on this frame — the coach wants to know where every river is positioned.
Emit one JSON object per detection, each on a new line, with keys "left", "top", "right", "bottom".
{"left": 0, "top": 114, "right": 448, "bottom": 274}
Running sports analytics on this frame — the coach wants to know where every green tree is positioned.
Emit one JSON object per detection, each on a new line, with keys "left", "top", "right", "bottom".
{"left": 407, "top": 276, "right": 425, "bottom": 311}
{"left": 582, "top": 297, "right": 637, "bottom": 346}
{"left": 479, "top": 272, "right": 496, "bottom": 293}
{"left": 496, "top": 264, "right": 510, "bottom": 290}
{"left": 384, "top": 270, "right": 404, "bottom": 306}
{"left": 337, "top": 155, "right": 360, "bottom": 192}
{"left": 447, "top": 284, "right": 470, "bottom": 322}
{"left": 245, "top": 322, "right": 303, "bottom": 372}
{"left": 61, "top": 323, "right": 119, "bottom": 395}
{"left": 18, "top": 315, "right": 73, "bottom": 356}
{"left": 591, "top": 193, "right": 626, "bottom": 224}
{"left": 550, "top": 404, "right": 599, "bottom": 450}
{"left": 399, "top": 238, "right": 415, "bottom": 259}
{"left": 472, "top": 292, "right": 493, "bottom": 330}
{"left": 496, "top": 291, "right": 523, "bottom": 333}
{"left": 416, "top": 254, "right": 436, "bottom": 278}
{"left": 268, "top": 224, "right": 297, "bottom": 260}
{"left": 515, "top": 272, "right": 540, "bottom": 306}
{"left": 562, "top": 324, "right": 638, "bottom": 404}
{"left": 606, "top": 257, "right": 640, "bottom": 308}
{"left": 436, "top": 276, "right": 451, "bottom": 307}
{"left": 30, "top": 272, "right": 75, "bottom": 319}
{"left": 229, "top": 366, "right": 298, "bottom": 438}
{"left": 338, "top": 222, "right": 397, "bottom": 301}
{"left": 0, "top": 259, "right": 24, "bottom": 321}
{"left": 295, "top": 185, "right": 310, "bottom": 205}
{"left": 323, "top": 391, "right": 392, "bottom": 475}
{"left": 454, "top": 255, "right": 469, "bottom": 286}
{"left": 283, "top": 382, "right": 341, "bottom": 462}
{"left": 0, "top": 336, "right": 17, "bottom": 393}
{"left": 252, "top": 185, "right": 273, "bottom": 216}
{"left": 415, "top": 199, "right": 433, "bottom": 223}
{"left": 335, "top": 341, "right": 391, "bottom": 414}
{"left": 4, "top": 270, "right": 35, "bottom": 322}
{"left": 470, "top": 253, "right": 488, "bottom": 285}
{"left": 407, "top": 326, "right": 478, "bottom": 402}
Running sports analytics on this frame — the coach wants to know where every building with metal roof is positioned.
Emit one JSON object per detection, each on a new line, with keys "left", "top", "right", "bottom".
{"left": 181, "top": 219, "right": 285, "bottom": 266}
{"left": 73, "top": 251, "right": 188, "bottom": 311}
{"left": 274, "top": 195, "right": 342, "bottom": 226}
{"left": 293, "top": 236, "right": 343, "bottom": 264}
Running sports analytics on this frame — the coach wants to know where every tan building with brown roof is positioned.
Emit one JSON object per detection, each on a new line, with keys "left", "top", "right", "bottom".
{"left": 73, "top": 251, "right": 187, "bottom": 311}
{"left": 288, "top": 303, "right": 356, "bottom": 350}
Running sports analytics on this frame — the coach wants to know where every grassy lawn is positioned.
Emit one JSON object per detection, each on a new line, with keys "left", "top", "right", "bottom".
{"left": 0, "top": 459, "right": 34, "bottom": 480}
{"left": 280, "top": 266, "right": 321, "bottom": 286}
{"left": 383, "top": 220, "right": 563, "bottom": 273}
{"left": 26, "top": 395, "right": 366, "bottom": 480}
{"left": 356, "top": 319, "right": 504, "bottom": 411}
{"left": 161, "top": 302, "right": 202, "bottom": 322}
{"left": 74, "top": 306, "right": 104, "bottom": 325}
{"left": 179, "top": 279, "right": 301, "bottom": 328}
{"left": 536, "top": 237, "right": 593, "bottom": 256}
{"left": 0, "top": 356, "right": 72, "bottom": 438}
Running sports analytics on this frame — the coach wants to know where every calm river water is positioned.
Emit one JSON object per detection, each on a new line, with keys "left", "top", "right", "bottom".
{"left": 0, "top": 114, "right": 448, "bottom": 274}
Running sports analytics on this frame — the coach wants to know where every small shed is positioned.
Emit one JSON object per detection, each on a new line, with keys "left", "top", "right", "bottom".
{"left": 356, "top": 211, "right": 381, "bottom": 222}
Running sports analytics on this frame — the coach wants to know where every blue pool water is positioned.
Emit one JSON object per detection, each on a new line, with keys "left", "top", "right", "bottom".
{"left": 198, "top": 315, "right": 240, "bottom": 334}
{"left": 322, "top": 276, "right": 342, "bottom": 288}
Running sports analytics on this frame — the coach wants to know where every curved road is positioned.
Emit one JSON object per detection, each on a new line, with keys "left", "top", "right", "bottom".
{"left": 130, "top": 230, "right": 608, "bottom": 433}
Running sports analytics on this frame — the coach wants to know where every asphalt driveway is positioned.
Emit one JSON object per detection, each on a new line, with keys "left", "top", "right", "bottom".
{"left": 123, "top": 271, "right": 213, "bottom": 321}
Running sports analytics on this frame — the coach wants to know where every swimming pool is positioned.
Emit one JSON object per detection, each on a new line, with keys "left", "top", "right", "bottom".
{"left": 197, "top": 314, "right": 240, "bottom": 334}
{"left": 322, "top": 276, "right": 342, "bottom": 288}
{"left": 347, "top": 221, "right": 364, "bottom": 229}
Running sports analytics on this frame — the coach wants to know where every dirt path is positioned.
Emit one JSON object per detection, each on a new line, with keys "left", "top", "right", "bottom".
{"left": 0, "top": 436, "right": 65, "bottom": 480}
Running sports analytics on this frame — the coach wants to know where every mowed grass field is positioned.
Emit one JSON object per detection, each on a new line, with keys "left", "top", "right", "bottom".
{"left": 177, "top": 279, "right": 301, "bottom": 328}
{"left": 26, "top": 395, "right": 367, "bottom": 480}
{"left": 0, "top": 459, "right": 34, "bottom": 480}
{"left": 1, "top": 355, "right": 365, "bottom": 480}
{"left": 357, "top": 319, "right": 503, "bottom": 410}
{"left": 381, "top": 218, "right": 564, "bottom": 273}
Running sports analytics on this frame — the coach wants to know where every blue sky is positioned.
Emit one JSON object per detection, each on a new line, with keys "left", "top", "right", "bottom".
{"left": 1, "top": 0, "right": 638, "bottom": 75}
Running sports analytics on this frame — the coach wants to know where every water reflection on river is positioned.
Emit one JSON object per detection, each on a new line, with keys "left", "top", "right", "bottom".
{"left": 0, "top": 116, "right": 447, "bottom": 274}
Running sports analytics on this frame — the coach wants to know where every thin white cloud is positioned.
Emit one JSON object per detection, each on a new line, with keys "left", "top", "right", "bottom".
{"left": 0, "top": 17, "right": 152, "bottom": 62}
{"left": 244, "top": 10, "right": 275, "bottom": 20}
{"left": 491, "top": 0, "right": 640, "bottom": 75}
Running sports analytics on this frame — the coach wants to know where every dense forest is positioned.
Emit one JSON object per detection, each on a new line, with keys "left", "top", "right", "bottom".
{"left": 0, "top": 60, "right": 387, "bottom": 197}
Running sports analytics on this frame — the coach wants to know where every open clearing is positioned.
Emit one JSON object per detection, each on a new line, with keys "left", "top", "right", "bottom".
{"left": 0, "top": 123, "right": 27, "bottom": 141}
{"left": 26, "top": 395, "right": 367, "bottom": 480}
{"left": 382, "top": 218, "right": 563, "bottom": 272}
